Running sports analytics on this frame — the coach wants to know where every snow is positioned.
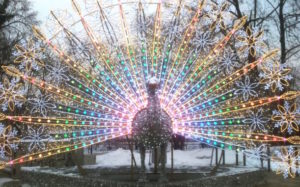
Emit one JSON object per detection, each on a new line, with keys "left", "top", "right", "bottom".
{"left": 19, "top": 148, "right": 277, "bottom": 179}
{"left": 85, "top": 148, "right": 266, "bottom": 171}
{"left": 0, "top": 178, "right": 14, "bottom": 186}
{"left": 0, "top": 177, "right": 33, "bottom": 187}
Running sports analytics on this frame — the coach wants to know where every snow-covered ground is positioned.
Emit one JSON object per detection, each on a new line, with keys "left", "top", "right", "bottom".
{"left": 0, "top": 178, "right": 14, "bottom": 186}
{"left": 0, "top": 177, "right": 31, "bottom": 187}
{"left": 86, "top": 148, "right": 268, "bottom": 170}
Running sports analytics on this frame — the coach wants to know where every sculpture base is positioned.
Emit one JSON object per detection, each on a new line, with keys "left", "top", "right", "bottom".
{"left": 20, "top": 166, "right": 265, "bottom": 187}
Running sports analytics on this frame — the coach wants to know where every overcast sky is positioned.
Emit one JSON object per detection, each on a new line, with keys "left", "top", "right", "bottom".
{"left": 30, "top": 0, "right": 71, "bottom": 25}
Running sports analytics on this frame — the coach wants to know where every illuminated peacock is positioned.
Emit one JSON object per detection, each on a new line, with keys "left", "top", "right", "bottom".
{"left": 0, "top": 0, "right": 300, "bottom": 179}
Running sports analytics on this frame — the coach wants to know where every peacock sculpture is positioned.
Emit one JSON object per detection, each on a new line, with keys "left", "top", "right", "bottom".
{"left": 0, "top": 0, "right": 300, "bottom": 179}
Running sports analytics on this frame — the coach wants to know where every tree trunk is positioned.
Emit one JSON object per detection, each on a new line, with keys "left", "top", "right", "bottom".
{"left": 279, "top": 0, "right": 286, "bottom": 64}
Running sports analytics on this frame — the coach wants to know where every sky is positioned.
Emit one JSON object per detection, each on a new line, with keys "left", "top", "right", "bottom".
{"left": 30, "top": 0, "right": 72, "bottom": 25}
{"left": 28, "top": 0, "right": 299, "bottom": 71}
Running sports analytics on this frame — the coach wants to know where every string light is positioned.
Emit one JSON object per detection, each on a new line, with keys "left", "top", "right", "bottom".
{"left": 0, "top": 1, "right": 298, "bottom": 180}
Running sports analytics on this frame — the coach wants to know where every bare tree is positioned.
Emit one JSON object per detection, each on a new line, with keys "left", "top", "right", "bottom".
{"left": 0, "top": 0, "right": 39, "bottom": 68}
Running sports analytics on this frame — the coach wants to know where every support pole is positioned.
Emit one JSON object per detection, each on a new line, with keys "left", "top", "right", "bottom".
{"left": 215, "top": 148, "right": 218, "bottom": 166}
{"left": 154, "top": 148, "right": 158, "bottom": 173}
{"left": 243, "top": 152, "right": 246, "bottom": 166}
{"left": 236, "top": 150, "right": 239, "bottom": 165}
{"left": 267, "top": 145, "right": 271, "bottom": 172}
{"left": 126, "top": 136, "right": 137, "bottom": 167}
{"left": 288, "top": 154, "right": 291, "bottom": 177}
{"left": 210, "top": 148, "right": 225, "bottom": 175}
{"left": 171, "top": 143, "right": 174, "bottom": 174}
{"left": 210, "top": 148, "right": 214, "bottom": 166}
{"left": 296, "top": 147, "right": 299, "bottom": 176}
{"left": 131, "top": 151, "right": 133, "bottom": 180}
{"left": 222, "top": 149, "right": 225, "bottom": 165}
